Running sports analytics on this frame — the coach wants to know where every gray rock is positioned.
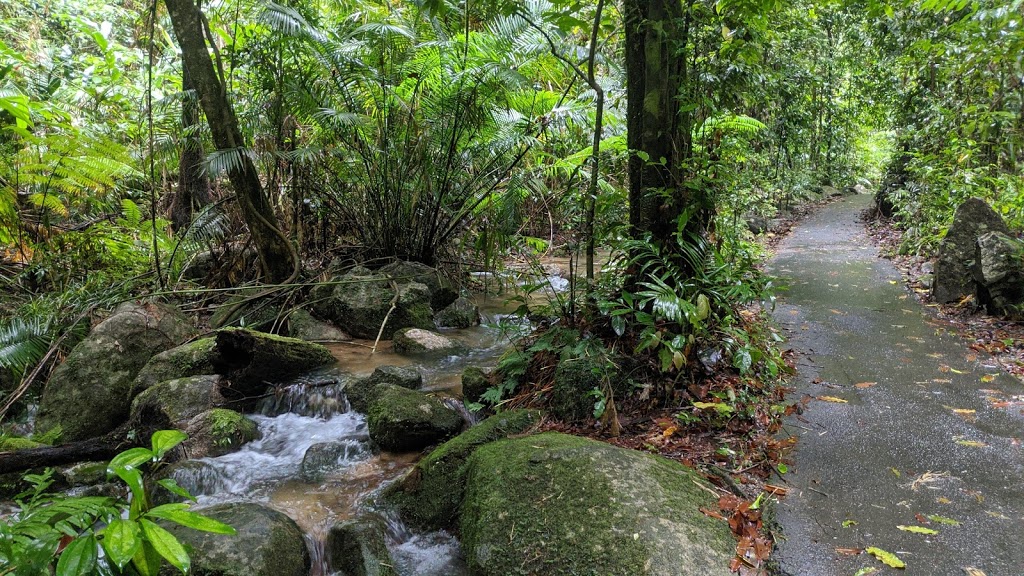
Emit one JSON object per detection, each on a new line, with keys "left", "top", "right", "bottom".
{"left": 933, "top": 198, "right": 1011, "bottom": 303}
{"left": 366, "top": 385, "right": 463, "bottom": 452}
{"left": 392, "top": 328, "right": 463, "bottom": 357}
{"left": 300, "top": 439, "right": 369, "bottom": 481}
{"left": 133, "top": 337, "right": 218, "bottom": 392}
{"left": 310, "top": 269, "right": 434, "bottom": 340}
{"left": 36, "top": 302, "right": 194, "bottom": 442}
{"left": 460, "top": 366, "right": 490, "bottom": 404}
{"left": 286, "top": 309, "right": 351, "bottom": 342}
{"left": 345, "top": 366, "right": 423, "bottom": 413}
{"left": 183, "top": 408, "right": 261, "bottom": 458}
{"left": 379, "top": 261, "right": 459, "bottom": 310}
{"left": 973, "top": 231, "right": 1024, "bottom": 317}
{"left": 434, "top": 297, "right": 480, "bottom": 329}
{"left": 212, "top": 328, "right": 336, "bottom": 404}
{"left": 130, "top": 375, "right": 228, "bottom": 428}
{"left": 820, "top": 185, "right": 842, "bottom": 198}
{"left": 460, "top": 432, "right": 734, "bottom": 576}
{"left": 159, "top": 503, "right": 310, "bottom": 576}
{"left": 326, "top": 516, "right": 398, "bottom": 576}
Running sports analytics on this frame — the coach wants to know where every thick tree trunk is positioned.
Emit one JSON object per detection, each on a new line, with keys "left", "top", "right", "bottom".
{"left": 165, "top": 0, "right": 294, "bottom": 283}
{"left": 624, "top": 0, "right": 691, "bottom": 241}
{"left": 169, "top": 62, "right": 212, "bottom": 232}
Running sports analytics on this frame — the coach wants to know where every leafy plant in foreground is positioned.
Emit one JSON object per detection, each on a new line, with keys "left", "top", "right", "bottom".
{"left": 0, "top": 430, "right": 235, "bottom": 575}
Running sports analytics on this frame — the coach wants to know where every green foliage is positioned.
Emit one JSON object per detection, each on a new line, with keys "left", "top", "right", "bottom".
{"left": 0, "top": 430, "right": 235, "bottom": 576}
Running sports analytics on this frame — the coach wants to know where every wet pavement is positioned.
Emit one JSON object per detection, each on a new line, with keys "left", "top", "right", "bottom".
{"left": 769, "top": 195, "right": 1024, "bottom": 576}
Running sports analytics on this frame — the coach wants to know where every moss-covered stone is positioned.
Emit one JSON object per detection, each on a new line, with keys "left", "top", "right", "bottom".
{"left": 36, "top": 302, "right": 195, "bottom": 442}
{"left": 58, "top": 461, "right": 109, "bottom": 487}
{"left": 0, "top": 436, "right": 45, "bottom": 451}
{"left": 346, "top": 366, "right": 423, "bottom": 413}
{"left": 460, "top": 432, "right": 734, "bottom": 576}
{"left": 326, "top": 515, "right": 399, "bottom": 576}
{"left": 133, "top": 337, "right": 218, "bottom": 393}
{"left": 300, "top": 440, "right": 369, "bottom": 481}
{"left": 379, "top": 260, "right": 459, "bottom": 310}
{"left": 392, "top": 328, "right": 464, "bottom": 357}
{"left": 460, "top": 367, "right": 490, "bottom": 404}
{"left": 551, "top": 355, "right": 627, "bottom": 422}
{"left": 130, "top": 375, "right": 227, "bottom": 428}
{"left": 385, "top": 410, "right": 541, "bottom": 530}
{"left": 366, "top": 385, "right": 463, "bottom": 452}
{"left": 434, "top": 296, "right": 480, "bottom": 329}
{"left": 159, "top": 502, "right": 310, "bottom": 576}
{"left": 286, "top": 309, "right": 351, "bottom": 342}
{"left": 310, "top": 269, "right": 436, "bottom": 340}
{"left": 184, "top": 408, "right": 261, "bottom": 458}
{"left": 212, "top": 328, "right": 335, "bottom": 403}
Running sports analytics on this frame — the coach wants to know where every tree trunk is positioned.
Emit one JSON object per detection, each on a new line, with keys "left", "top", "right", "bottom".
{"left": 624, "top": 0, "right": 693, "bottom": 242}
{"left": 169, "top": 61, "right": 212, "bottom": 232}
{"left": 165, "top": 0, "right": 294, "bottom": 283}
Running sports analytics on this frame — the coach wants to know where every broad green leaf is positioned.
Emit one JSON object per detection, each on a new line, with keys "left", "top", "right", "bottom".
{"left": 102, "top": 519, "right": 141, "bottom": 569}
{"left": 156, "top": 478, "right": 197, "bottom": 503}
{"left": 112, "top": 466, "right": 146, "bottom": 515}
{"left": 866, "top": 547, "right": 905, "bottom": 569}
{"left": 695, "top": 293, "right": 711, "bottom": 321}
{"left": 56, "top": 535, "right": 98, "bottom": 576}
{"left": 926, "top": 514, "right": 960, "bottom": 526}
{"left": 140, "top": 519, "right": 190, "bottom": 573}
{"left": 109, "top": 447, "right": 154, "bottom": 473}
{"left": 147, "top": 505, "right": 236, "bottom": 534}
{"left": 132, "top": 539, "right": 163, "bottom": 576}
{"left": 150, "top": 430, "right": 187, "bottom": 459}
{"left": 897, "top": 525, "right": 938, "bottom": 535}
{"left": 853, "top": 568, "right": 880, "bottom": 576}
{"left": 693, "top": 401, "right": 734, "bottom": 415}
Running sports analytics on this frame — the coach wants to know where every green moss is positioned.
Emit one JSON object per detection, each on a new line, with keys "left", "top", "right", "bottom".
{"left": 460, "top": 432, "right": 734, "bottom": 576}
{"left": 385, "top": 409, "right": 541, "bottom": 529}
{"left": 366, "top": 385, "right": 463, "bottom": 452}
{"left": 130, "top": 375, "right": 223, "bottom": 425}
{"left": 0, "top": 436, "right": 45, "bottom": 451}
{"left": 133, "top": 337, "right": 218, "bottom": 392}
{"left": 460, "top": 366, "right": 490, "bottom": 404}
{"left": 207, "top": 408, "right": 259, "bottom": 448}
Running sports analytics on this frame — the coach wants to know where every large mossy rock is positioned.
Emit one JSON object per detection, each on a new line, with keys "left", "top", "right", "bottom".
{"left": 550, "top": 355, "right": 628, "bottom": 422}
{"left": 345, "top": 366, "right": 423, "bottom": 413}
{"left": 183, "top": 408, "right": 261, "bottom": 458}
{"left": 286, "top": 309, "right": 351, "bottom": 342}
{"left": 366, "top": 385, "right": 463, "bottom": 452}
{"left": 310, "top": 267, "right": 435, "bottom": 340}
{"left": 386, "top": 410, "right": 541, "bottom": 529}
{"left": 434, "top": 297, "right": 480, "bottom": 329}
{"left": 133, "top": 337, "right": 218, "bottom": 392}
{"left": 36, "top": 302, "right": 194, "bottom": 442}
{"left": 933, "top": 197, "right": 1011, "bottom": 303}
{"left": 159, "top": 503, "right": 309, "bottom": 576}
{"left": 130, "top": 375, "right": 228, "bottom": 428}
{"left": 973, "top": 231, "right": 1024, "bottom": 317}
{"left": 212, "top": 328, "right": 335, "bottom": 404}
{"left": 460, "top": 367, "right": 491, "bottom": 404}
{"left": 460, "top": 432, "right": 734, "bottom": 576}
{"left": 326, "top": 515, "right": 399, "bottom": 576}
{"left": 379, "top": 260, "right": 459, "bottom": 310}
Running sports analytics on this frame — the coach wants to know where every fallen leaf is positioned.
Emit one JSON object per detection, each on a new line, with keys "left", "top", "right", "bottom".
{"left": 842, "top": 520, "right": 858, "bottom": 528}
{"left": 818, "top": 396, "right": 849, "bottom": 403}
{"left": 950, "top": 367, "right": 966, "bottom": 374}
{"left": 830, "top": 309, "right": 846, "bottom": 315}
{"left": 981, "top": 374, "right": 996, "bottom": 383}
{"left": 836, "top": 547, "right": 863, "bottom": 556}
{"left": 956, "top": 440, "right": 987, "bottom": 448}
{"left": 855, "top": 382, "right": 877, "bottom": 389}
{"left": 898, "top": 525, "right": 939, "bottom": 535}
{"left": 936, "top": 497, "right": 952, "bottom": 504}
{"left": 927, "top": 514, "right": 960, "bottom": 525}
{"left": 985, "top": 511, "right": 1009, "bottom": 519}
{"left": 663, "top": 426, "right": 679, "bottom": 438}
{"left": 866, "top": 547, "right": 906, "bottom": 569}
{"left": 854, "top": 568, "right": 881, "bottom": 576}
{"left": 914, "top": 513, "right": 928, "bottom": 523}
{"left": 933, "top": 378, "right": 953, "bottom": 383}
{"left": 962, "top": 567, "right": 986, "bottom": 575}
{"left": 891, "top": 467, "right": 901, "bottom": 478}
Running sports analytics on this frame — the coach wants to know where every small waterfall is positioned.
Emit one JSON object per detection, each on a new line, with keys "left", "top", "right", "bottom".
{"left": 380, "top": 508, "right": 468, "bottom": 576}
{"left": 258, "top": 373, "right": 351, "bottom": 418}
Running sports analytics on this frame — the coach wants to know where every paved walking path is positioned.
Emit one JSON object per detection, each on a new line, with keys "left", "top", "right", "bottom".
{"left": 769, "top": 194, "right": 1024, "bottom": 575}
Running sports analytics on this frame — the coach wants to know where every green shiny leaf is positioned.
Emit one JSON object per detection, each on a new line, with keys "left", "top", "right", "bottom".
{"left": 108, "top": 447, "right": 154, "bottom": 473}
{"left": 56, "top": 535, "right": 97, "bottom": 576}
{"left": 150, "top": 430, "right": 187, "bottom": 459}
{"left": 102, "top": 519, "right": 141, "bottom": 569}
{"left": 147, "top": 505, "right": 236, "bottom": 535}
{"left": 140, "top": 519, "right": 190, "bottom": 573}
{"left": 156, "top": 478, "right": 197, "bottom": 503}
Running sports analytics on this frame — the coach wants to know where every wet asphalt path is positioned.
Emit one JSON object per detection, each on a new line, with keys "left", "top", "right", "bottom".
{"left": 769, "top": 195, "right": 1024, "bottom": 576}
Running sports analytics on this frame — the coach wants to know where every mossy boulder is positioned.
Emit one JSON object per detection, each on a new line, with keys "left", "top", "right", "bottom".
{"left": 460, "top": 367, "right": 490, "bottom": 404}
{"left": 159, "top": 503, "right": 310, "bottom": 576}
{"left": 130, "top": 375, "right": 228, "bottom": 428}
{"left": 133, "top": 337, "right": 218, "bottom": 393}
{"left": 392, "top": 328, "right": 464, "bottom": 357}
{"left": 286, "top": 309, "right": 351, "bottom": 342}
{"left": 460, "top": 432, "right": 734, "bottom": 576}
{"left": 183, "top": 408, "right": 261, "bottom": 458}
{"left": 36, "top": 302, "right": 195, "bottom": 442}
{"left": 345, "top": 366, "right": 423, "bottom": 413}
{"left": 386, "top": 410, "right": 541, "bottom": 530}
{"left": 325, "top": 515, "right": 399, "bottom": 576}
{"left": 310, "top": 268, "right": 435, "bottom": 340}
{"left": 300, "top": 440, "right": 370, "bottom": 481}
{"left": 434, "top": 296, "right": 480, "bottom": 329}
{"left": 379, "top": 260, "right": 459, "bottom": 310}
{"left": 550, "top": 355, "right": 626, "bottom": 422}
{"left": 366, "top": 385, "right": 463, "bottom": 452}
{"left": 57, "top": 461, "right": 109, "bottom": 487}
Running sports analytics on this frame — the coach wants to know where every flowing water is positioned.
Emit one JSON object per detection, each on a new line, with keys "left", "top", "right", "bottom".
{"left": 163, "top": 297, "right": 547, "bottom": 576}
